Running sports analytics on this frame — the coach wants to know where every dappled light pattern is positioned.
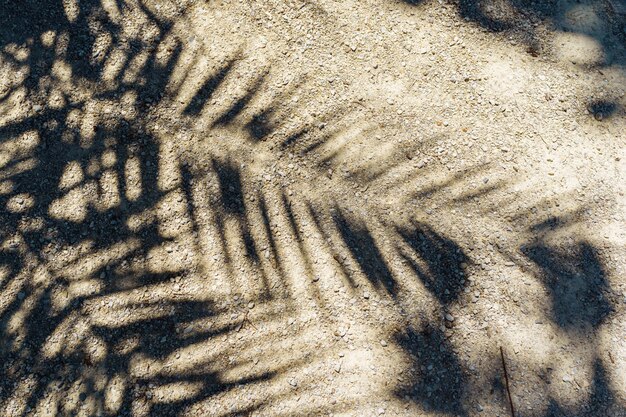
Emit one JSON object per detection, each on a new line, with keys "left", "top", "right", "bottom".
{"left": 1, "top": 1, "right": 625, "bottom": 416}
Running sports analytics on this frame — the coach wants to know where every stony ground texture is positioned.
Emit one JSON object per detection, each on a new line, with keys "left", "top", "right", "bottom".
{"left": 0, "top": 0, "right": 625, "bottom": 416}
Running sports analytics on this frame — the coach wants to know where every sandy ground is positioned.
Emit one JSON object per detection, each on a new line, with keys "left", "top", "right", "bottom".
{"left": 1, "top": 0, "right": 625, "bottom": 416}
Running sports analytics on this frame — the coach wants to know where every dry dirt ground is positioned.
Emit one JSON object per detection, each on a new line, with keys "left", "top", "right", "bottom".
{"left": 1, "top": 0, "right": 625, "bottom": 416}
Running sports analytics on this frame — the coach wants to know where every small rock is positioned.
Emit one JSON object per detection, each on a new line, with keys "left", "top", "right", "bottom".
{"left": 444, "top": 313, "right": 455, "bottom": 322}
{"left": 380, "top": 340, "right": 388, "bottom": 347}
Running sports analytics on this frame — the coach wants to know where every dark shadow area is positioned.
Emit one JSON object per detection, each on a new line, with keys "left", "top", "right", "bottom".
{"left": 211, "top": 72, "right": 268, "bottom": 131}
{"left": 522, "top": 239, "right": 613, "bottom": 330}
{"left": 212, "top": 157, "right": 265, "bottom": 266}
{"left": 183, "top": 59, "right": 236, "bottom": 116}
{"left": 542, "top": 359, "right": 626, "bottom": 417}
{"left": 394, "top": 324, "right": 467, "bottom": 416}
{"left": 245, "top": 109, "right": 277, "bottom": 141}
{"left": 213, "top": 158, "right": 246, "bottom": 216}
{"left": 588, "top": 99, "right": 621, "bottom": 121}
{"left": 331, "top": 207, "right": 397, "bottom": 295}
{"left": 397, "top": 220, "right": 468, "bottom": 305}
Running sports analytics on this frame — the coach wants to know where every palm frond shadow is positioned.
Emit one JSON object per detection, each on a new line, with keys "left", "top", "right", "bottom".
{"left": 0, "top": 1, "right": 624, "bottom": 416}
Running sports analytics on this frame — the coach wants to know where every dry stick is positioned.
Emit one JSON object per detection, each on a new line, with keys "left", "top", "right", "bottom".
{"left": 500, "top": 346, "right": 516, "bottom": 417}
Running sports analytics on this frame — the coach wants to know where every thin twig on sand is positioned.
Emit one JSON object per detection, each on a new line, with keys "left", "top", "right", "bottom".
{"left": 500, "top": 346, "right": 516, "bottom": 417}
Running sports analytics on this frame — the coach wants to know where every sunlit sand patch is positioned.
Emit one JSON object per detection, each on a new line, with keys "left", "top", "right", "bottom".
{"left": 122, "top": 49, "right": 150, "bottom": 85}
{"left": 97, "top": 169, "right": 121, "bottom": 210}
{"left": 48, "top": 185, "right": 90, "bottom": 223}
{"left": 146, "top": 245, "right": 186, "bottom": 275}
{"left": 2, "top": 43, "right": 30, "bottom": 62}
{"left": 10, "top": 130, "right": 40, "bottom": 153}
{"left": 162, "top": 36, "right": 206, "bottom": 103}
{"left": 56, "top": 238, "right": 140, "bottom": 282}
{"left": 101, "top": 0, "right": 123, "bottom": 23}
{"left": 62, "top": 0, "right": 79, "bottom": 23}
{"left": 0, "top": 179, "right": 13, "bottom": 194}
{"left": 553, "top": 32, "right": 604, "bottom": 66}
{"left": 79, "top": 105, "right": 100, "bottom": 148}
{"left": 85, "top": 156, "right": 101, "bottom": 177}
{"left": 126, "top": 209, "right": 157, "bottom": 232}
{"left": 59, "top": 160, "right": 84, "bottom": 191}
{"left": 123, "top": 154, "right": 143, "bottom": 202}
{"left": 5, "top": 193, "right": 34, "bottom": 213}
{"left": 312, "top": 125, "right": 360, "bottom": 162}
{"left": 481, "top": 57, "right": 533, "bottom": 102}
{"left": 92, "top": 32, "right": 113, "bottom": 65}
{"left": 102, "top": 48, "right": 128, "bottom": 85}
{"left": 155, "top": 189, "right": 192, "bottom": 235}
{"left": 40, "top": 310, "right": 81, "bottom": 359}
{"left": 69, "top": 278, "right": 103, "bottom": 299}
{"left": 47, "top": 87, "right": 67, "bottom": 109}
{"left": 150, "top": 381, "right": 205, "bottom": 404}
{"left": 104, "top": 374, "right": 127, "bottom": 415}
{"left": 156, "top": 140, "right": 183, "bottom": 192}
{"left": 0, "top": 155, "right": 38, "bottom": 179}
